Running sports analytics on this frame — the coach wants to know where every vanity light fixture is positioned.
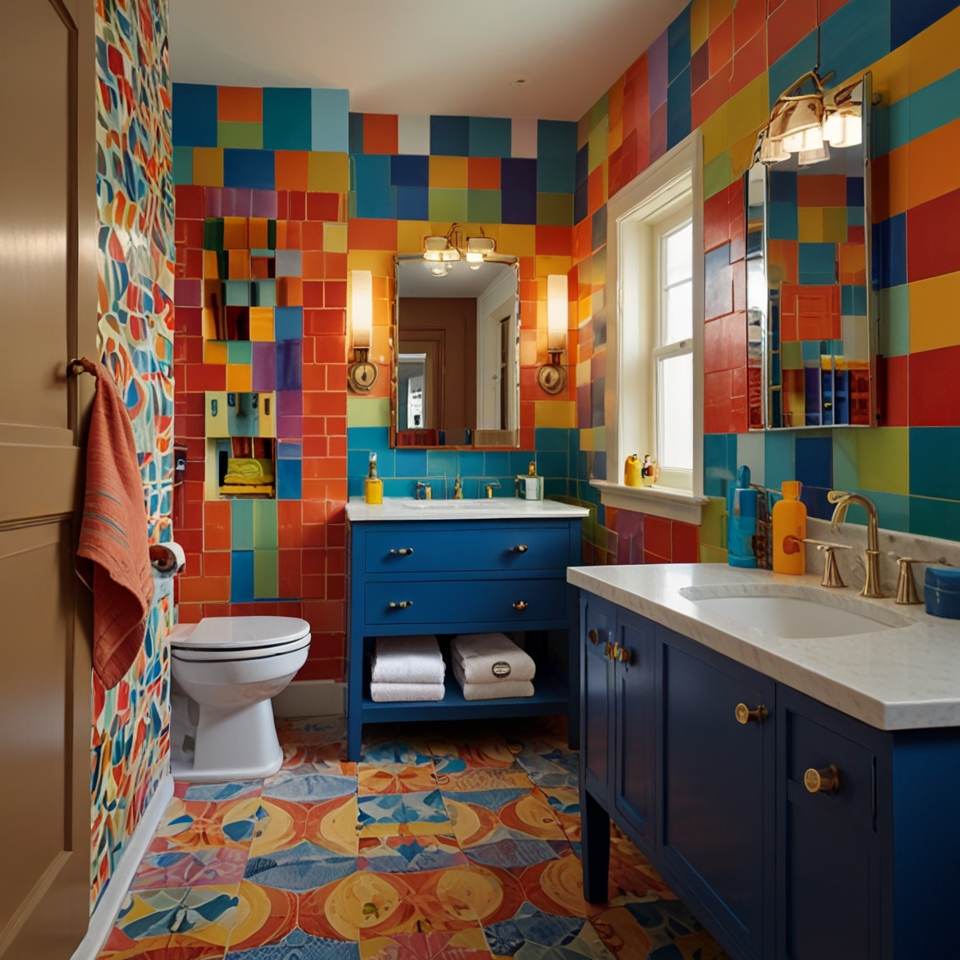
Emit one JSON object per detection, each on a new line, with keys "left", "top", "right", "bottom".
{"left": 347, "top": 269, "right": 377, "bottom": 393}
{"left": 538, "top": 274, "right": 568, "bottom": 395}
{"left": 422, "top": 224, "right": 497, "bottom": 270}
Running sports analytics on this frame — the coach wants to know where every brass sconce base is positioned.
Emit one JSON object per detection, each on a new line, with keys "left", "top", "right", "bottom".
{"left": 537, "top": 351, "right": 567, "bottom": 395}
{"left": 347, "top": 347, "right": 378, "bottom": 393}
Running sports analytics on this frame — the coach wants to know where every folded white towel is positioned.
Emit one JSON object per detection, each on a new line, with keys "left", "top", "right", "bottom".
{"left": 451, "top": 632, "right": 536, "bottom": 684}
{"left": 371, "top": 635, "right": 445, "bottom": 685}
{"left": 369, "top": 681, "right": 445, "bottom": 703}
{"left": 452, "top": 658, "right": 534, "bottom": 700}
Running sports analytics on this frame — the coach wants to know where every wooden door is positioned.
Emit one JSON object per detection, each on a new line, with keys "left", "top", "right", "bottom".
{"left": 0, "top": 0, "right": 97, "bottom": 957}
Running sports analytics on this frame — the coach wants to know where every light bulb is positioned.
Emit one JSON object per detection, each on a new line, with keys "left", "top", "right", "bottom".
{"left": 465, "top": 251, "right": 484, "bottom": 263}
{"left": 470, "top": 264, "right": 481, "bottom": 271}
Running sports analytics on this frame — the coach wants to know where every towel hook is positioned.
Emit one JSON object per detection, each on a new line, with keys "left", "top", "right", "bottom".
{"left": 69, "top": 357, "right": 97, "bottom": 377}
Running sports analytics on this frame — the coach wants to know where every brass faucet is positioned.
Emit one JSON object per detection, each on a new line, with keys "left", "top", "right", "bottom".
{"left": 453, "top": 476, "right": 463, "bottom": 499}
{"left": 828, "top": 491, "right": 883, "bottom": 598}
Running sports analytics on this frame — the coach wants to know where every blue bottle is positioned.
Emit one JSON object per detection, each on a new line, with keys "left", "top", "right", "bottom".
{"left": 727, "top": 465, "right": 758, "bottom": 568}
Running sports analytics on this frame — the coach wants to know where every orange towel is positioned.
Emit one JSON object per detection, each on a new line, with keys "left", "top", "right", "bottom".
{"left": 75, "top": 357, "right": 154, "bottom": 689}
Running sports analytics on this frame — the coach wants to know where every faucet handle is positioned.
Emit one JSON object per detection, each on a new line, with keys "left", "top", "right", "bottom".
{"left": 786, "top": 538, "right": 851, "bottom": 588}
{"left": 895, "top": 557, "right": 949, "bottom": 605}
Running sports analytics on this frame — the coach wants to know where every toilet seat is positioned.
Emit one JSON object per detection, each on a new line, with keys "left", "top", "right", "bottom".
{"left": 171, "top": 616, "right": 311, "bottom": 662}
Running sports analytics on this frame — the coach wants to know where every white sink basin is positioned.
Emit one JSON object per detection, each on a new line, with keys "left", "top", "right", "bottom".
{"left": 679, "top": 586, "right": 912, "bottom": 639}
{"left": 400, "top": 499, "right": 506, "bottom": 509}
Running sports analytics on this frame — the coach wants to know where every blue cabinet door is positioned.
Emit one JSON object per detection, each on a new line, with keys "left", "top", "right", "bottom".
{"left": 613, "top": 609, "right": 656, "bottom": 852}
{"left": 581, "top": 594, "right": 616, "bottom": 806}
{"left": 658, "top": 628, "right": 776, "bottom": 960}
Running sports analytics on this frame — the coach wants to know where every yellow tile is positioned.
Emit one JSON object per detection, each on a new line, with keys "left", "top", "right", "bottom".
{"left": 308, "top": 152, "right": 349, "bottom": 192}
{"left": 857, "top": 427, "right": 909, "bottom": 495}
{"left": 910, "top": 272, "right": 960, "bottom": 353}
{"left": 249, "top": 307, "right": 274, "bottom": 341}
{"left": 729, "top": 131, "right": 758, "bottom": 180}
{"left": 868, "top": 43, "right": 910, "bottom": 106}
{"left": 821, "top": 207, "right": 847, "bottom": 243}
{"left": 429, "top": 156, "right": 468, "bottom": 188}
{"left": 576, "top": 359, "right": 592, "bottom": 388}
{"left": 580, "top": 428, "right": 595, "bottom": 451}
{"left": 201, "top": 307, "right": 218, "bottom": 340}
{"left": 322, "top": 221, "right": 347, "bottom": 253}
{"left": 193, "top": 148, "right": 223, "bottom": 187}
{"left": 701, "top": 104, "right": 728, "bottom": 165}
{"left": 608, "top": 76, "right": 624, "bottom": 134}
{"left": 607, "top": 119, "right": 623, "bottom": 157}
{"left": 203, "top": 250, "right": 220, "bottom": 279}
{"left": 535, "top": 401, "right": 576, "bottom": 428}
{"left": 499, "top": 224, "right": 536, "bottom": 258}
{"left": 797, "top": 208, "right": 823, "bottom": 242}
{"left": 535, "top": 255, "right": 572, "bottom": 278}
{"left": 588, "top": 121, "right": 608, "bottom": 173}
{"left": 690, "top": 0, "right": 709, "bottom": 52}
{"left": 204, "top": 340, "right": 228, "bottom": 365}
{"left": 578, "top": 296, "right": 592, "bottom": 323}
{"left": 396, "top": 220, "right": 430, "bottom": 254}
{"left": 725, "top": 73, "right": 768, "bottom": 150}
{"left": 908, "top": 5, "right": 960, "bottom": 97}
{"left": 226, "top": 364, "right": 252, "bottom": 392}
{"left": 347, "top": 249, "right": 395, "bottom": 278}
{"left": 708, "top": 0, "right": 733, "bottom": 33}
{"left": 577, "top": 113, "right": 591, "bottom": 150}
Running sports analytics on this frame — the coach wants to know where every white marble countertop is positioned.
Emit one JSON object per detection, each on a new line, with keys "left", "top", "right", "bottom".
{"left": 346, "top": 496, "right": 590, "bottom": 522}
{"left": 568, "top": 562, "right": 960, "bottom": 731}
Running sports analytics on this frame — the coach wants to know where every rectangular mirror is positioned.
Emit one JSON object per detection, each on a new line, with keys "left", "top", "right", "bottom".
{"left": 392, "top": 256, "right": 519, "bottom": 448}
{"left": 746, "top": 73, "right": 876, "bottom": 429}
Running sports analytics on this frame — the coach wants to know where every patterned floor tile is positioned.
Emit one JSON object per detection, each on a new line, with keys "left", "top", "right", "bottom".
{"left": 249, "top": 796, "right": 359, "bottom": 857}
{"left": 109, "top": 885, "right": 240, "bottom": 947}
{"left": 359, "top": 926, "right": 492, "bottom": 959}
{"left": 539, "top": 787, "right": 581, "bottom": 845}
{"left": 463, "top": 837, "right": 569, "bottom": 871}
{"left": 436, "top": 762, "right": 535, "bottom": 793}
{"left": 262, "top": 770, "right": 357, "bottom": 803}
{"left": 358, "top": 834, "right": 469, "bottom": 873}
{"left": 245, "top": 840, "right": 357, "bottom": 891}
{"left": 222, "top": 881, "right": 301, "bottom": 951}
{"left": 484, "top": 902, "right": 615, "bottom": 960}
{"left": 360, "top": 739, "right": 435, "bottom": 767}
{"left": 131, "top": 848, "right": 249, "bottom": 890}
{"left": 275, "top": 716, "right": 345, "bottom": 746}
{"left": 358, "top": 762, "right": 439, "bottom": 795}
{"left": 151, "top": 798, "right": 265, "bottom": 851}
{"left": 428, "top": 737, "right": 516, "bottom": 771}
{"left": 227, "top": 927, "right": 359, "bottom": 958}
{"left": 358, "top": 790, "right": 450, "bottom": 835}
{"left": 174, "top": 781, "right": 264, "bottom": 803}
{"left": 281, "top": 741, "right": 357, "bottom": 777}
{"left": 512, "top": 747, "right": 579, "bottom": 791}
{"left": 444, "top": 788, "right": 567, "bottom": 851}
{"left": 591, "top": 902, "right": 731, "bottom": 959}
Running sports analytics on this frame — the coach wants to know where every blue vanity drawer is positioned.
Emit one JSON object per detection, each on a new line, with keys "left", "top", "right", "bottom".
{"left": 364, "top": 578, "right": 568, "bottom": 625}
{"left": 364, "top": 525, "right": 571, "bottom": 574}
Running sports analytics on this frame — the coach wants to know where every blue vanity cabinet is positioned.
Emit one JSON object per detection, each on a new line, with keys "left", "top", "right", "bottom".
{"left": 581, "top": 594, "right": 616, "bottom": 806}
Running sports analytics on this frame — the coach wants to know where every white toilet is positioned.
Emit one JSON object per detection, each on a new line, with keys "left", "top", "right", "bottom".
{"left": 169, "top": 616, "right": 310, "bottom": 782}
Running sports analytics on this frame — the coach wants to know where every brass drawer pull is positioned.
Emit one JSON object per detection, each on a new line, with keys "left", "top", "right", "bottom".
{"left": 805, "top": 765, "right": 840, "bottom": 794}
{"left": 588, "top": 628, "right": 600, "bottom": 645}
{"left": 512, "top": 600, "right": 529, "bottom": 610}
{"left": 513, "top": 544, "right": 529, "bottom": 553}
{"left": 605, "top": 642, "right": 614, "bottom": 659}
{"left": 388, "top": 600, "right": 414, "bottom": 609}
{"left": 735, "top": 702, "right": 769, "bottom": 724}
{"left": 389, "top": 548, "right": 414, "bottom": 556}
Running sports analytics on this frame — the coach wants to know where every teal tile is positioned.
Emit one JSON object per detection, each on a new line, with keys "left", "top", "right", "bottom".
{"left": 223, "top": 280, "right": 251, "bottom": 306}
{"left": 484, "top": 452, "right": 510, "bottom": 475}
{"left": 228, "top": 340, "right": 252, "bottom": 364}
{"left": 910, "top": 496, "right": 960, "bottom": 541}
{"left": 879, "top": 285, "right": 909, "bottom": 357}
{"left": 253, "top": 549, "right": 279, "bottom": 599}
{"left": 231, "top": 500, "right": 254, "bottom": 551}
{"left": 426, "top": 450, "right": 458, "bottom": 480}
{"left": 253, "top": 500, "right": 278, "bottom": 549}
{"left": 252, "top": 280, "right": 276, "bottom": 307}
{"left": 311, "top": 89, "right": 349, "bottom": 153}
{"left": 173, "top": 146, "right": 193, "bottom": 185}
{"left": 855, "top": 490, "right": 909, "bottom": 532}
{"left": 910, "top": 427, "right": 960, "bottom": 500}
{"left": 468, "top": 117, "right": 512, "bottom": 158}
{"left": 832, "top": 431, "right": 859, "bottom": 491}
{"left": 820, "top": 0, "right": 891, "bottom": 94}
{"left": 764, "top": 431, "right": 796, "bottom": 494}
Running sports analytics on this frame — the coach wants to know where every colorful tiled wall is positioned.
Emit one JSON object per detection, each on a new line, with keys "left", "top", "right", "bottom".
{"left": 570, "top": 0, "right": 960, "bottom": 559}
{"left": 171, "top": 83, "right": 611, "bottom": 663}
{"left": 93, "top": 0, "right": 175, "bottom": 910}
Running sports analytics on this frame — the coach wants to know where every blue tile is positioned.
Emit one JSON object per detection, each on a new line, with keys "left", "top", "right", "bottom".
{"left": 795, "top": 436, "right": 833, "bottom": 490}
{"left": 846, "top": 178, "right": 865, "bottom": 208}
{"left": 667, "top": 4, "right": 691, "bottom": 83}
{"left": 311, "top": 89, "right": 349, "bottom": 153}
{"left": 856, "top": 490, "right": 910, "bottom": 532}
{"left": 537, "top": 158, "right": 575, "bottom": 194}
{"left": 231, "top": 551, "right": 255, "bottom": 602}
{"left": 768, "top": 33, "right": 819, "bottom": 110}
{"left": 458, "top": 451, "right": 485, "bottom": 475}
{"left": 873, "top": 214, "right": 907, "bottom": 289}
{"left": 263, "top": 88, "right": 312, "bottom": 151}
{"left": 821, "top": 0, "right": 891, "bottom": 87}
{"left": 768, "top": 201, "right": 799, "bottom": 241}
{"left": 395, "top": 449, "right": 428, "bottom": 476}
{"left": 348, "top": 449, "right": 372, "bottom": 479}
{"left": 277, "top": 459, "right": 302, "bottom": 500}
{"left": 484, "top": 451, "right": 511, "bottom": 475}
{"left": 842, "top": 285, "right": 867, "bottom": 316}
{"left": 891, "top": 0, "right": 956, "bottom": 47}
{"left": 224, "top": 149, "right": 274, "bottom": 190}
{"left": 390, "top": 155, "right": 429, "bottom": 187}
{"left": 910, "top": 495, "right": 960, "bottom": 541}
{"left": 276, "top": 339, "right": 302, "bottom": 390}
{"left": 574, "top": 182, "right": 589, "bottom": 225}
{"left": 511, "top": 451, "right": 534, "bottom": 475}
{"left": 799, "top": 243, "right": 837, "bottom": 284}
{"left": 575, "top": 144, "right": 589, "bottom": 188}
{"left": 704, "top": 434, "right": 737, "bottom": 498}
{"left": 349, "top": 113, "right": 365, "bottom": 154}
{"left": 353, "top": 155, "right": 396, "bottom": 219}
{"left": 274, "top": 307, "right": 303, "bottom": 341}
{"left": 468, "top": 117, "right": 512, "bottom": 158}
{"left": 348, "top": 476, "right": 364, "bottom": 498}
{"left": 277, "top": 441, "right": 302, "bottom": 459}
{"left": 769, "top": 171, "right": 798, "bottom": 205}
{"left": 348, "top": 426, "right": 391, "bottom": 449}
{"left": 501, "top": 158, "right": 537, "bottom": 225}
{"left": 537, "top": 451, "right": 568, "bottom": 478}
{"left": 538, "top": 120, "right": 578, "bottom": 161}
{"left": 545, "top": 477, "right": 569, "bottom": 497}
{"left": 764, "top": 431, "right": 796, "bottom": 494}
{"left": 592, "top": 451, "right": 607, "bottom": 482}
{"left": 430, "top": 116, "right": 469, "bottom": 156}
{"left": 383, "top": 478, "right": 416, "bottom": 498}
{"left": 397, "top": 186, "right": 429, "bottom": 221}
{"left": 667, "top": 65, "right": 692, "bottom": 149}
{"left": 426, "top": 450, "right": 459, "bottom": 478}
{"left": 173, "top": 83, "right": 217, "bottom": 147}
{"left": 536, "top": 428, "right": 569, "bottom": 451}
{"left": 910, "top": 427, "right": 960, "bottom": 500}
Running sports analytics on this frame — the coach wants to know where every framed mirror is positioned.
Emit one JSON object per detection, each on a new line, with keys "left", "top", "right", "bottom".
{"left": 746, "top": 73, "right": 876, "bottom": 429}
{"left": 391, "top": 256, "right": 520, "bottom": 448}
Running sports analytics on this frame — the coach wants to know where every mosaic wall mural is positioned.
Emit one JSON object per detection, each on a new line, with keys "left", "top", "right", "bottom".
{"left": 93, "top": 0, "right": 176, "bottom": 910}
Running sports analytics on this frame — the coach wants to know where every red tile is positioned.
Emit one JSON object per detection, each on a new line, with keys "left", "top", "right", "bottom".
{"left": 308, "top": 192, "right": 341, "bottom": 221}
{"left": 535, "top": 226, "right": 572, "bottom": 256}
{"left": 175, "top": 184, "right": 205, "bottom": 219}
{"left": 909, "top": 345, "right": 960, "bottom": 426}
{"left": 672, "top": 522, "right": 700, "bottom": 563}
{"left": 692, "top": 63, "right": 731, "bottom": 130}
{"left": 704, "top": 189, "right": 732, "bottom": 252}
{"left": 907, "top": 187, "right": 960, "bottom": 283}
{"left": 348, "top": 218, "right": 397, "bottom": 251}
{"left": 734, "top": 0, "right": 765, "bottom": 50}
{"left": 709, "top": 16, "right": 733, "bottom": 75}
{"left": 731, "top": 28, "right": 766, "bottom": 97}
{"left": 363, "top": 114, "right": 399, "bottom": 154}
{"left": 878, "top": 354, "right": 908, "bottom": 426}
{"left": 691, "top": 42, "right": 710, "bottom": 92}
{"left": 643, "top": 515, "right": 672, "bottom": 561}
{"left": 768, "top": 0, "right": 818, "bottom": 65}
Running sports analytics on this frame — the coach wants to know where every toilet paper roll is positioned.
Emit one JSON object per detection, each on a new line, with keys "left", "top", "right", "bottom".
{"left": 150, "top": 541, "right": 186, "bottom": 576}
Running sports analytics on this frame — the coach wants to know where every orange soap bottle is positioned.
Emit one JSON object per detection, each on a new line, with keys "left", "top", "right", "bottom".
{"left": 772, "top": 481, "right": 807, "bottom": 575}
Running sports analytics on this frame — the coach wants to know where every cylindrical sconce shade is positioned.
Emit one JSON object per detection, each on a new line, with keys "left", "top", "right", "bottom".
{"left": 546, "top": 275, "right": 568, "bottom": 352}
{"left": 351, "top": 270, "right": 373, "bottom": 349}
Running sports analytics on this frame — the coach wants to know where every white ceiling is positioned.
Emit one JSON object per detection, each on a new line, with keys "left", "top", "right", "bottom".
{"left": 168, "top": 0, "right": 689, "bottom": 121}
{"left": 397, "top": 259, "right": 514, "bottom": 298}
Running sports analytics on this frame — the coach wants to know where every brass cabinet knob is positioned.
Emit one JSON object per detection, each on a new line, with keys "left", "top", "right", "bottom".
{"left": 735, "top": 702, "right": 769, "bottom": 724}
{"left": 804, "top": 765, "right": 840, "bottom": 794}
{"left": 588, "top": 628, "right": 600, "bottom": 645}
{"left": 513, "top": 544, "right": 529, "bottom": 553}
{"left": 512, "top": 600, "right": 529, "bottom": 610}
{"left": 605, "top": 642, "right": 614, "bottom": 659}
{"left": 618, "top": 646, "right": 631, "bottom": 664}
{"left": 388, "top": 600, "right": 414, "bottom": 609}
{"left": 610, "top": 643, "right": 621, "bottom": 661}
{"left": 389, "top": 548, "right": 414, "bottom": 556}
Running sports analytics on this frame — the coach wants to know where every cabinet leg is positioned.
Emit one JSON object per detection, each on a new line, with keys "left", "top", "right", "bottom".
{"left": 581, "top": 787, "right": 610, "bottom": 904}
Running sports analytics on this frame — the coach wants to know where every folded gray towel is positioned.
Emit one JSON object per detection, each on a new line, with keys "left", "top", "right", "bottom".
{"left": 451, "top": 632, "right": 536, "bottom": 684}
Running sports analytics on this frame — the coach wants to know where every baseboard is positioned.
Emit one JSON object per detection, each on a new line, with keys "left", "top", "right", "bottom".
{"left": 272, "top": 679, "right": 344, "bottom": 718}
{"left": 71, "top": 772, "right": 174, "bottom": 960}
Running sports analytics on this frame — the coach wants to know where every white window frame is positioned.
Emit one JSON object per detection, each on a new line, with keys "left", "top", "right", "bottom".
{"left": 591, "top": 131, "right": 707, "bottom": 525}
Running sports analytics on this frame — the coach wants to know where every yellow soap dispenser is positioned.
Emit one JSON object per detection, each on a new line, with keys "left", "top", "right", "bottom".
{"left": 624, "top": 454, "right": 641, "bottom": 488}
{"left": 364, "top": 452, "right": 383, "bottom": 504}
{"left": 772, "top": 481, "right": 807, "bottom": 575}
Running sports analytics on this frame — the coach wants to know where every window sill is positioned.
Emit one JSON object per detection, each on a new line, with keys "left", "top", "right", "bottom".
{"left": 590, "top": 479, "right": 707, "bottom": 525}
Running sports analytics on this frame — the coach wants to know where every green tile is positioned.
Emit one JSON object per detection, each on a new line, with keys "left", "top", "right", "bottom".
{"left": 703, "top": 151, "right": 733, "bottom": 200}
{"left": 231, "top": 499, "right": 254, "bottom": 551}
{"left": 700, "top": 543, "right": 729, "bottom": 564}
{"left": 589, "top": 93, "right": 609, "bottom": 133}
{"left": 700, "top": 496, "right": 726, "bottom": 550}
{"left": 857, "top": 427, "right": 909, "bottom": 495}
{"left": 781, "top": 341, "right": 803, "bottom": 370}
{"left": 253, "top": 499, "right": 278, "bottom": 549}
{"left": 347, "top": 397, "right": 391, "bottom": 427}
{"left": 218, "top": 121, "right": 263, "bottom": 149}
{"left": 254, "top": 549, "right": 279, "bottom": 599}
{"left": 173, "top": 146, "right": 193, "bottom": 185}
{"left": 252, "top": 280, "right": 276, "bottom": 307}
{"left": 429, "top": 188, "right": 468, "bottom": 222}
{"left": 228, "top": 340, "right": 252, "bottom": 364}
{"left": 223, "top": 280, "right": 251, "bottom": 306}
{"left": 467, "top": 189, "right": 501, "bottom": 223}
{"left": 537, "top": 192, "right": 574, "bottom": 226}
{"left": 879, "top": 284, "right": 909, "bottom": 357}
{"left": 832, "top": 430, "right": 859, "bottom": 492}
{"left": 588, "top": 122, "right": 607, "bottom": 174}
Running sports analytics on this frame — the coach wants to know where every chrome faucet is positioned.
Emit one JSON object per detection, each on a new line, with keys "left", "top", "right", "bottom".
{"left": 828, "top": 491, "right": 883, "bottom": 598}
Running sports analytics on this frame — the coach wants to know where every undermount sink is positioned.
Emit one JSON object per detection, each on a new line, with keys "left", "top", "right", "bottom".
{"left": 679, "top": 586, "right": 912, "bottom": 639}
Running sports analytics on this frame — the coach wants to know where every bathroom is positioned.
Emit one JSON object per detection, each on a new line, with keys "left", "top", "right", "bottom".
{"left": 3, "top": 0, "right": 960, "bottom": 957}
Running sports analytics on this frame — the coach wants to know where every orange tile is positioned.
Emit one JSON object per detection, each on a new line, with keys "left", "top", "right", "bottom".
{"left": 302, "top": 251, "right": 325, "bottom": 280}
{"left": 223, "top": 217, "right": 248, "bottom": 250}
{"left": 363, "top": 113, "right": 399, "bottom": 154}
{"left": 838, "top": 243, "right": 866, "bottom": 284}
{"left": 767, "top": 240, "right": 798, "bottom": 284}
{"left": 709, "top": 15, "right": 733, "bottom": 75}
{"left": 797, "top": 175, "right": 846, "bottom": 208}
{"left": 204, "top": 551, "right": 231, "bottom": 577}
{"left": 249, "top": 218, "right": 269, "bottom": 249}
{"left": 203, "top": 250, "right": 220, "bottom": 279}
{"left": 277, "top": 276, "right": 303, "bottom": 306}
{"left": 204, "top": 501, "right": 231, "bottom": 550}
{"left": 228, "top": 250, "right": 250, "bottom": 279}
{"left": 226, "top": 363, "right": 252, "bottom": 391}
{"left": 908, "top": 117, "right": 960, "bottom": 211}
{"left": 430, "top": 156, "right": 468, "bottom": 189}
{"left": 730, "top": 27, "right": 766, "bottom": 97}
{"left": 348, "top": 218, "right": 397, "bottom": 251}
{"left": 275, "top": 151, "right": 309, "bottom": 191}
{"left": 733, "top": 0, "right": 765, "bottom": 50}
{"left": 218, "top": 86, "right": 261, "bottom": 122}
{"left": 468, "top": 157, "right": 500, "bottom": 190}
{"left": 179, "top": 576, "right": 230, "bottom": 603}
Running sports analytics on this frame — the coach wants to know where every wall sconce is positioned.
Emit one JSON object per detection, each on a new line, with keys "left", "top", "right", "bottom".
{"left": 538, "top": 274, "right": 568, "bottom": 395}
{"left": 348, "top": 269, "right": 377, "bottom": 393}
